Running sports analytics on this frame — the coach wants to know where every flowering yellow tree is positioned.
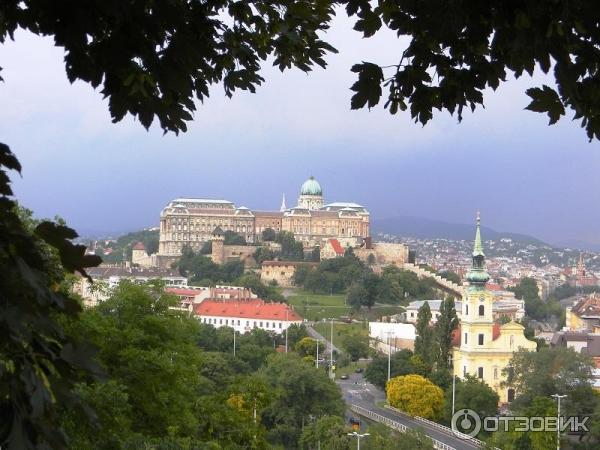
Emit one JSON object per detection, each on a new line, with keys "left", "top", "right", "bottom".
{"left": 386, "top": 374, "right": 444, "bottom": 420}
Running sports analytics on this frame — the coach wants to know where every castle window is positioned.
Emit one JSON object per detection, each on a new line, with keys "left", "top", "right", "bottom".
{"left": 494, "top": 367, "right": 498, "bottom": 379}
{"left": 464, "top": 333, "right": 468, "bottom": 344}
{"left": 478, "top": 334, "right": 484, "bottom": 345}
{"left": 478, "top": 305, "right": 485, "bottom": 316}
{"left": 510, "top": 335, "right": 514, "bottom": 348}
{"left": 463, "top": 366, "right": 467, "bottom": 376}
{"left": 478, "top": 367, "right": 484, "bottom": 378}
{"left": 465, "top": 305, "right": 469, "bottom": 315}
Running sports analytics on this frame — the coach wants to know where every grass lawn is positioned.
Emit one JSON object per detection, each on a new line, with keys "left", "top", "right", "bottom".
{"left": 285, "top": 289, "right": 405, "bottom": 322}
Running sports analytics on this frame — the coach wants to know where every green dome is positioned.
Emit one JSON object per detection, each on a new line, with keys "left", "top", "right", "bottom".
{"left": 300, "top": 176, "right": 322, "bottom": 196}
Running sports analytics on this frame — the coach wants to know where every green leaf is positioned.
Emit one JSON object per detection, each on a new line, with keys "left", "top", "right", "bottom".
{"left": 525, "top": 85, "right": 565, "bottom": 125}
{"left": 350, "top": 62, "right": 384, "bottom": 110}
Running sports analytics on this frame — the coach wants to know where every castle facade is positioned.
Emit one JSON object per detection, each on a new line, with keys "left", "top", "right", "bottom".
{"left": 158, "top": 176, "right": 370, "bottom": 256}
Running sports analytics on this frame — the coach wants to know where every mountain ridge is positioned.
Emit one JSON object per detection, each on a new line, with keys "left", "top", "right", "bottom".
{"left": 371, "top": 215, "right": 549, "bottom": 246}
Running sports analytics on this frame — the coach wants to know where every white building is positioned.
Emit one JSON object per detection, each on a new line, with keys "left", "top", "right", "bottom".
{"left": 193, "top": 299, "right": 302, "bottom": 335}
{"left": 368, "top": 322, "right": 416, "bottom": 353}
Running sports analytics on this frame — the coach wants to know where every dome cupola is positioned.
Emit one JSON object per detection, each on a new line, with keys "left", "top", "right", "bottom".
{"left": 300, "top": 176, "right": 322, "bottom": 196}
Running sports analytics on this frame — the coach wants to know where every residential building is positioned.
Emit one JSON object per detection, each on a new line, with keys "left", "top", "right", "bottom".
{"left": 566, "top": 293, "right": 600, "bottom": 332}
{"left": 193, "top": 299, "right": 302, "bottom": 334}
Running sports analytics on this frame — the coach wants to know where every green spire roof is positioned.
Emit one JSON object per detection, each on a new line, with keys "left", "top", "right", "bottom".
{"left": 473, "top": 211, "right": 484, "bottom": 257}
{"left": 466, "top": 211, "right": 489, "bottom": 285}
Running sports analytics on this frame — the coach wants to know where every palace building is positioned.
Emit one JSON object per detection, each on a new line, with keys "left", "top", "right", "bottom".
{"left": 452, "top": 214, "right": 536, "bottom": 404}
{"left": 158, "top": 176, "right": 370, "bottom": 256}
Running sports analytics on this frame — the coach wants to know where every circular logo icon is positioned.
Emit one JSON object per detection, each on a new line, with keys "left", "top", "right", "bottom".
{"left": 451, "top": 409, "right": 481, "bottom": 438}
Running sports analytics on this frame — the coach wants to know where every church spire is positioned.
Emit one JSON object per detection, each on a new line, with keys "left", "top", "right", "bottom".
{"left": 466, "top": 211, "right": 489, "bottom": 285}
{"left": 280, "top": 193, "right": 287, "bottom": 212}
{"left": 473, "top": 210, "right": 484, "bottom": 257}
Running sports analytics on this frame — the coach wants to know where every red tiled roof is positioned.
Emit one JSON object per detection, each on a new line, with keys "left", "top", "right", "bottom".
{"left": 133, "top": 242, "right": 146, "bottom": 250}
{"left": 329, "top": 238, "right": 344, "bottom": 255}
{"left": 487, "top": 283, "right": 503, "bottom": 291}
{"left": 194, "top": 299, "right": 302, "bottom": 321}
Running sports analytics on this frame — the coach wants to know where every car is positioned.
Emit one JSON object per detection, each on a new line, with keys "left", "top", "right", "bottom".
{"left": 354, "top": 368, "right": 364, "bottom": 373}
{"left": 340, "top": 374, "right": 349, "bottom": 380}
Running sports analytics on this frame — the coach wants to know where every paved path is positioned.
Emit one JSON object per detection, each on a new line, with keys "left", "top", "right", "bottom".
{"left": 306, "top": 324, "right": 341, "bottom": 355}
{"left": 338, "top": 371, "right": 482, "bottom": 450}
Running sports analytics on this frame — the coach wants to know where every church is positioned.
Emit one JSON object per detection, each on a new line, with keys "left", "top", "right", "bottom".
{"left": 157, "top": 176, "right": 370, "bottom": 256}
{"left": 452, "top": 214, "right": 536, "bottom": 404}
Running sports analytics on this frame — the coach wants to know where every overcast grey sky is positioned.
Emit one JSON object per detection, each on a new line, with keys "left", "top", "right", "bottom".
{"left": 1, "top": 12, "right": 599, "bottom": 246}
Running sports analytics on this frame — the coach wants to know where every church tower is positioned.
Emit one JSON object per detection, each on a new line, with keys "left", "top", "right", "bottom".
{"left": 453, "top": 212, "right": 537, "bottom": 404}
{"left": 458, "top": 212, "right": 495, "bottom": 366}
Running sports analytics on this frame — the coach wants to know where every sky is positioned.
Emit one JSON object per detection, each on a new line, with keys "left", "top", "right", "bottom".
{"left": 1, "top": 11, "right": 599, "bottom": 248}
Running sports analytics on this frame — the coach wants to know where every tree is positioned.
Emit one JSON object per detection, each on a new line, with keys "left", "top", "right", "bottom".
{"left": 365, "top": 349, "right": 416, "bottom": 390}
{"left": 0, "top": 144, "right": 102, "bottom": 450}
{"left": 363, "top": 424, "right": 434, "bottom": 450}
{"left": 386, "top": 375, "right": 444, "bottom": 421}
{"left": 299, "top": 416, "right": 350, "bottom": 450}
{"left": 434, "top": 297, "right": 459, "bottom": 371}
{"left": 254, "top": 246, "right": 276, "bottom": 264}
{"left": 295, "top": 337, "right": 325, "bottom": 358}
{"left": 347, "top": 1, "right": 600, "bottom": 141}
{"left": 261, "top": 228, "right": 277, "bottom": 242}
{"left": 504, "top": 346, "right": 598, "bottom": 418}
{"left": 342, "top": 334, "right": 369, "bottom": 362}
{"left": 414, "top": 302, "right": 434, "bottom": 368}
{"left": 346, "top": 283, "right": 368, "bottom": 310}
{"left": 443, "top": 376, "right": 498, "bottom": 425}
{"left": 439, "top": 271, "right": 461, "bottom": 285}
{"left": 223, "top": 230, "right": 246, "bottom": 246}
{"left": 285, "top": 324, "right": 309, "bottom": 349}
{"left": 236, "top": 272, "right": 284, "bottom": 301}
{"left": 260, "top": 353, "right": 345, "bottom": 448}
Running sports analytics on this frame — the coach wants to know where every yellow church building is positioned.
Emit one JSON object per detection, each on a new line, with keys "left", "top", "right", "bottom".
{"left": 452, "top": 214, "right": 536, "bottom": 404}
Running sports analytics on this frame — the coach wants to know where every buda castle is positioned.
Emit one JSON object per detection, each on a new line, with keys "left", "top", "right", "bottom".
{"left": 157, "top": 176, "right": 370, "bottom": 257}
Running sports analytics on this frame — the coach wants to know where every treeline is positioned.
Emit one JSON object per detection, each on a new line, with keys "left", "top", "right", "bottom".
{"left": 509, "top": 277, "right": 565, "bottom": 323}
{"left": 96, "top": 228, "right": 160, "bottom": 263}
{"left": 293, "top": 250, "right": 441, "bottom": 308}
{"left": 177, "top": 247, "right": 283, "bottom": 301}
{"left": 60, "top": 281, "right": 346, "bottom": 449}
{"left": 254, "top": 229, "right": 319, "bottom": 263}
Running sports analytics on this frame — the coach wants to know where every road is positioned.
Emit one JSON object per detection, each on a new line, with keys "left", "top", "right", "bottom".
{"left": 306, "top": 324, "right": 341, "bottom": 355}
{"left": 337, "top": 371, "right": 482, "bottom": 450}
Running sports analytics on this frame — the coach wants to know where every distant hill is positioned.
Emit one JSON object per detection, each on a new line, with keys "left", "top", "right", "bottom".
{"left": 371, "top": 216, "right": 548, "bottom": 246}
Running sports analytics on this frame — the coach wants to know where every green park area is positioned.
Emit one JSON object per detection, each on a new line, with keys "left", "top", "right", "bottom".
{"left": 286, "top": 289, "right": 404, "bottom": 322}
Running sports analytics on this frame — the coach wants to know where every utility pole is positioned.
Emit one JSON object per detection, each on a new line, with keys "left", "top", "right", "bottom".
{"left": 386, "top": 331, "right": 394, "bottom": 382}
{"left": 347, "top": 432, "right": 369, "bottom": 450}
{"left": 233, "top": 329, "right": 236, "bottom": 357}
{"left": 551, "top": 393, "right": 567, "bottom": 450}
{"left": 316, "top": 338, "right": 320, "bottom": 368}
{"left": 330, "top": 318, "right": 334, "bottom": 379}
{"left": 285, "top": 309, "right": 288, "bottom": 353}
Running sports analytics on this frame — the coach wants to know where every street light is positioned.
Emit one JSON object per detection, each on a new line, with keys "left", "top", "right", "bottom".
{"left": 233, "top": 328, "right": 236, "bottom": 357}
{"left": 551, "top": 393, "right": 567, "bottom": 450}
{"left": 285, "top": 309, "right": 288, "bottom": 353}
{"left": 316, "top": 338, "right": 320, "bottom": 368}
{"left": 347, "top": 432, "right": 369, "bottom": 450}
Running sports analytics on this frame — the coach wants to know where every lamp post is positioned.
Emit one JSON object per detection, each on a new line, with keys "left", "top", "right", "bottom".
{"left": 233, "top": 328, "right": 236, "bottom": 357}
{"left": 551, "top": 393, "right": 567, "bottom": 450}
{"left": 451, "top": 373, "right": 456, "bottom": 417}
{"left": 347, "top": 432, "right": 369, "bottom": 450}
